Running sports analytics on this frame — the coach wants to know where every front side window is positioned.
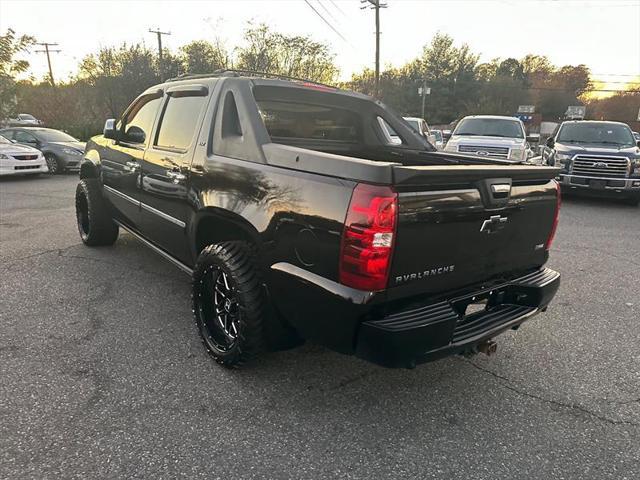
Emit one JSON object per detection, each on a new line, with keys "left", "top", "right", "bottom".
{"left": 14, "top": 131, "right": 37, "bottom": 144}
{"left": 454, "top": 118, "right": 524, "bottom": 139}
{"left": 123, "top": 96, "right": 163, "bottom": 144}
{"left": 257, "top": 100, "right": 361, "bottom": 143}
{"left": 155, "top": 95, "right": 207, "bottom": 151}
{"left": 557, "top": 123, "right": 635, "bottom": 147}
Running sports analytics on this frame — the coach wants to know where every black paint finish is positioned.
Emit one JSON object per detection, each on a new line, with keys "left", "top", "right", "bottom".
{"left": 79, "top": 74, "right": 561, "bottom": 367}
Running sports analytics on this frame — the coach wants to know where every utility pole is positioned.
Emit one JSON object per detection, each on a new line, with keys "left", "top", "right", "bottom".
{"left": 149, "top": 28, "right": 171, "bottom": 81}
{"left": 419, "top": 83, "right": 431, "bottom": 119}
{"left": 362, "top": 0, "right": 387, "bottom": 99}
{"left": 35, "top": 42, "right": 61, "bottom": 86}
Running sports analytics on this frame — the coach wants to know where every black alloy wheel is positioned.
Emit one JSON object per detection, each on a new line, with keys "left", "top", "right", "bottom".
{"left": 192, "top": 242, "right": 266, "bottom": 367}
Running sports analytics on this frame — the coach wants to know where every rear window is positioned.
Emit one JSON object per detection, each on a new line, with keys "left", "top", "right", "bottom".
{"left": 256, "top": 100, "right": 361, "bottom": 143}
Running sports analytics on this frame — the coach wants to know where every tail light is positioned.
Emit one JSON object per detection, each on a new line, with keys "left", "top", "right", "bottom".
{"left": 339, "top": 183, "right": 398, "bottom": 291}
{"left": 545, "top": 180, "right": 561, "bottom": 250}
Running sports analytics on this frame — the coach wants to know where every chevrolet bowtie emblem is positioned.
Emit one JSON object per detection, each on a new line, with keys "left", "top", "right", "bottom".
{"left": 480, "top": 215, "right": 508, "bottom": 234}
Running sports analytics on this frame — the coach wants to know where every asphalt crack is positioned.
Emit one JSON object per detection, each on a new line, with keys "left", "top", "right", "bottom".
{"left": 461, "top": 358, "right": 640, "bottom": 428}
{"left": 0, "top": 244, "right": 80, "bottom": 267}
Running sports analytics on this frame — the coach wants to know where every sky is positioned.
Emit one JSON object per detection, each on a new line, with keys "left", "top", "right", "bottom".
{"left": 1, "top": 0, "right": 639, "bottom": 89}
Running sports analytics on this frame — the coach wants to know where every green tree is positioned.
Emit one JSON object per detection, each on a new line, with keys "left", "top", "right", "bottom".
{"left": 0, "top": 29, "right": 36, "bottom": 119}
{"left": 79, "top": 43, "right": 158, "bottom": 118}
{"left": 180, "top": 40, "right": 228, "bottom": 74}
{"left": 236, "top": 23, "right": 339, "bottom": 84}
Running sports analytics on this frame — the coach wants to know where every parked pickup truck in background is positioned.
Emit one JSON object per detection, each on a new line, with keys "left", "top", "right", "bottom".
{"left": 444, "top": 115, "right": 534, "bottom": 162}
{"left": 544, "top": 120, "right": 640, "bottom": 206}
{"left": 75, "top": 71, "right": 561, "bottom": 369}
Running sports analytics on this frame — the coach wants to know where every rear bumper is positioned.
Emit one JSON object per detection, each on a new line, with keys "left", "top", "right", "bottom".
{"left": 355, "top": 268, "right": 560, "bottom": 368}
{"left": 269, "top": 263, "right": 560, "bottom": 368}
{"left": 558, "top": 173, "right": 640, "bottom": 197}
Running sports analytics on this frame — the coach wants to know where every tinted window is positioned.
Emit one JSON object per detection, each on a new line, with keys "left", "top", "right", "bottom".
{"left": 124, "top": 96, "right": 162, "bottom": 144}
{"left": 454, "top": 118, "right": 524, "bottom": 139}
{"left": 155, "top": 96, "right": 207, "bottom": 150}
{"left": 257, "top": 100, "right": 360, "bottom": 142}
{"left": 18, "top": 114, "right": 36, "bottom": 120}
{"left": 557, "top": 122, "right": 635, "bottom": 147}
{"left": 14, "top": 131, "right": 37, "bottom": 144}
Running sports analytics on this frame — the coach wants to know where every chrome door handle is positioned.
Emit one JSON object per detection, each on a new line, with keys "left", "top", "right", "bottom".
{"left": 125, "top": 161, "right": 140, "bottom": 171}
{"left": 166, "top": 171, "right": 186, "bottom": 182}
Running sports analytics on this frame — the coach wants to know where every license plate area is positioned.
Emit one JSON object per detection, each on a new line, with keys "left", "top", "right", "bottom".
{"left": 590, "top": 179, "right": 607, "bottom": 189}
{"left": 451, "top": 288, "right": 506, "bottom": 319}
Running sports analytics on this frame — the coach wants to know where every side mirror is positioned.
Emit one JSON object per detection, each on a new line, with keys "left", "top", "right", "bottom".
{"left": 124, "top": 125, "right": 146, "bottom": 144}
{"left": 546, "top": 137, "right": 555, "bottom": 148}
{"left": 637, "top": 141, "right": 640, "bottom": 148}
{"left": 103, "top": 119, "right": 118, "bottom": 140}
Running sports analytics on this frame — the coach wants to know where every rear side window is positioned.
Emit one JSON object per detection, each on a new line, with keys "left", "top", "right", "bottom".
{"left": 155, "top": 95, "right": 207, "bottom": 151}
{"left": 256, "top": 100, "right": 360, "bottom": 142}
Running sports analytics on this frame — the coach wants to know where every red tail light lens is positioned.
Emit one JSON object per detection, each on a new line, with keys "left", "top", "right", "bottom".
{"left": 339, "top": 183, "right": 398, "bottom": 291}
{"left": 545, "top": 180, "right": 561, "bottom": 250}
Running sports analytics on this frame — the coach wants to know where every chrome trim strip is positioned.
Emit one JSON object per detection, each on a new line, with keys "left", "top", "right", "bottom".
{"left": 114, "top": 220, "right": 193, "bottom": 275}
{"left": 103, "top": 185, "right": 186, "bottom": 228}
{"left": 140, "top": 202, "right": 186, "bottom": 228}
{"left": 104, "top": 185, "right": 140, "bottom": 206}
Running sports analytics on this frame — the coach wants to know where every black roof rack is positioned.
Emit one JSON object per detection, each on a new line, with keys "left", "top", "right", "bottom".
{"left": 165, "top": 69, "right": 337, "bottom": 89}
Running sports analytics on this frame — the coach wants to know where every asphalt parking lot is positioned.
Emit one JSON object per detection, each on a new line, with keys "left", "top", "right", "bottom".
{"left": 1, "top": 174, "right": 639, "bottom": 479}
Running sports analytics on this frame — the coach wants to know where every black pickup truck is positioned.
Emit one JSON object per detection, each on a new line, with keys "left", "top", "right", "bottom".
{"left": 75, "top": 71, "right": 561, "bottom": 369}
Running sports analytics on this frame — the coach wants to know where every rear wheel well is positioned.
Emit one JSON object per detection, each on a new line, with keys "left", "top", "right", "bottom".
{"left": 195, "top": 216, "right": 256, "bottom": 256}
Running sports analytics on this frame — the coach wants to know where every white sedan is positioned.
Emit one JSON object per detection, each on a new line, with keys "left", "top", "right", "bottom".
{"left": 0, "top": 135, "right": 48, "bottom": 176}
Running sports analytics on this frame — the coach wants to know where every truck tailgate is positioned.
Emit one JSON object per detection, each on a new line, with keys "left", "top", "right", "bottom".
{"left": 388, "top": 165, "right": 560, "bottom": 298}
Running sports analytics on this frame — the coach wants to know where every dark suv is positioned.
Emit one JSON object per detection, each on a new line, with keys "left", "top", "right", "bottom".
{"left": 544, "top": 120, "right": 640, "bottom": 205}
{"left": 74, "top": 71, "right": 561, "bottom": 369}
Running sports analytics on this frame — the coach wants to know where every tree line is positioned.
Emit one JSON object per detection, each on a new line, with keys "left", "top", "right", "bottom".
{"left": 1, "top": 25, "right": 638, "bottom": 140}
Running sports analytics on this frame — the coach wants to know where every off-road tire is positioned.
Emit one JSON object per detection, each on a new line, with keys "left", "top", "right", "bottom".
{"left": 75, "top": 179, "right": 119, "bottom": 246}
{"left": 192, "top": 241, "right": 267, "bottom": 368}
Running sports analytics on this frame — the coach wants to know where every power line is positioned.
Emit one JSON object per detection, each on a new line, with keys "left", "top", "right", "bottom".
{"left": 590, "top": 80, "right": 640, "bottom": 85}
{"left": 328, "top": 0, "right": 347, "bottom": 16}
{"left": 149, "top": 28, "right": 171, "bottom": 81}
{"left": 316, "top": 0, "right": 341, "bottom": 24}
{"left": 304, "top": 0, "right": 348, "bottom": 43}
{"left": 34, "top": 42, "right": 61, "bottom": 86}
{"left": 591, "top": 73, "right": 640, "bottom": 77}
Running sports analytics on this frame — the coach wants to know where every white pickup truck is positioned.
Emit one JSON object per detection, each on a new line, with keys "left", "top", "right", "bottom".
{"left": 444, "top": 115, "right": 533, "bottom": 162}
